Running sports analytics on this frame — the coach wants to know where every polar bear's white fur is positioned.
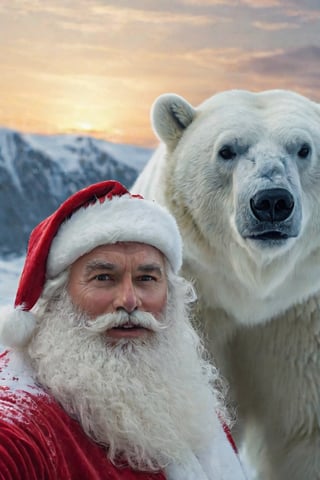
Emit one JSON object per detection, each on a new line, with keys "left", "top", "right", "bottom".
{"left": 132, "top": 89, "right": 320, "bottom": 480}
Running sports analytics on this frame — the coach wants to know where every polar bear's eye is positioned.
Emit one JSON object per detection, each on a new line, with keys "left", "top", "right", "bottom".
{"left": 219, "top": 146, "right": 236, "bottom": 160}
{"left": 297, "top": 143, "right": 310, "bottom": 159}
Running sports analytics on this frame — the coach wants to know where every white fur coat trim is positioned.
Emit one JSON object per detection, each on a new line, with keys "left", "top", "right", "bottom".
{"left": 165, "top": 416, "right": 247, "bottom": 480}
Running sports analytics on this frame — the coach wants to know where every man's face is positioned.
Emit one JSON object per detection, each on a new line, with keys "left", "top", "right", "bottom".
{"left": 67, "top": 242, "right": 168, "bottom": 342}
{"left": 30, "top": 248, "right": 221, "bottom": 472}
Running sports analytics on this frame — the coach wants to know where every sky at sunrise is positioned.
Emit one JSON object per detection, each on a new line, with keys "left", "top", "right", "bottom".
{"left": 0, "top": 0, "right": 319, "bottom": 146}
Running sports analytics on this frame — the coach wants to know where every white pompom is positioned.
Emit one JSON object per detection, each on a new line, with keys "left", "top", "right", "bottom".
{"left": 0, "top": 306, "right": 37, "bottom": 349}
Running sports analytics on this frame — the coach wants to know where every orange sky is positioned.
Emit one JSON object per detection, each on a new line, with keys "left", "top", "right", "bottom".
{"left": 0, "top": 1, "right": 319, "bottom": 147}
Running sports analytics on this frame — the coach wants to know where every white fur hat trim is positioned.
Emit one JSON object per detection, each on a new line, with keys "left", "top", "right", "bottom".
{"left": 47, "top": 195, "right": 183, "bottom": 277}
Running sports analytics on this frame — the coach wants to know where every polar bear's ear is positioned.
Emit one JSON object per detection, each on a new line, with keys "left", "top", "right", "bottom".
{"left": 151, "top": 94, "right": 196, "bottom": 150}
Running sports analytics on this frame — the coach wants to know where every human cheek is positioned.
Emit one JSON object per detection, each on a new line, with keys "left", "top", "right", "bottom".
{"left": 141, "top": 288, "right": 167, "bottom": 316}
{"left": 77, "top": 288, "right": 115, "bottom": 317}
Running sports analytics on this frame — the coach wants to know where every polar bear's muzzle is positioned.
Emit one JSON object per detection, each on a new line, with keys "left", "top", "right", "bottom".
{"left": 235, "top": 185, "right": 302, "bottom": 248}
{"left": 250, "top": 188, "right": 294, "bottom": 223}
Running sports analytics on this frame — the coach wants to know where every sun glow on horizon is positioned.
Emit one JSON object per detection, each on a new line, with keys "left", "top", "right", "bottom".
{"left": 74, "top": 121, "right": 94, "bottom": 132}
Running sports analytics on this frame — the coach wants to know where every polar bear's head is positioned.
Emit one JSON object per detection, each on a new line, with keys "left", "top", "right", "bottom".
{"left": 151, "top": 90, "right": 320, "bottom": 321}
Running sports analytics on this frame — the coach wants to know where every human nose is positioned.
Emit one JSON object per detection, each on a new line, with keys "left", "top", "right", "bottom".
{"left": 113, "top": 278, "right": 141, "bottom": 313}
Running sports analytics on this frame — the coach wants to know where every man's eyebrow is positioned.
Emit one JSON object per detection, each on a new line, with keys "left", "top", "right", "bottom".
{"left": 84, "top": 261, "right": 164, "bottom": 276}
{"left": 85, "top": 261, "right": 116, "bottom": 274}
{"left": 137, "top": 264, "right": 163, "bottom": 276}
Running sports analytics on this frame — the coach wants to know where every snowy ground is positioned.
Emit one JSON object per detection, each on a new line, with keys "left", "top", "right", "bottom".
{"left": 0, "top": 256, "right": 25, "bottom": 362}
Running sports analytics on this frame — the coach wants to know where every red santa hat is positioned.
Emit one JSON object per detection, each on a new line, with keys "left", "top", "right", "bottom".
{"left": 0, "top": 180, "right": 183, "bottom": 348}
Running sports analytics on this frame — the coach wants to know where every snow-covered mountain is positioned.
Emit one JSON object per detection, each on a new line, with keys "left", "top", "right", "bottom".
{"left": 0, "top": 256, "right": 24, "bottom": 306}
{"left": 0, "top": 127, "right": 153, "bottom": 257}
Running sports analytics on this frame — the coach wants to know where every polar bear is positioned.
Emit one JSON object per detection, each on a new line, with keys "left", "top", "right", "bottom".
{"left": 132, "top": 89, "right": 320, "bottom": 480}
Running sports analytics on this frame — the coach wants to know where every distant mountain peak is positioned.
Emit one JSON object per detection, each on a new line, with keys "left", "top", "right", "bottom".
{"left": 0, "top": 128, "right": 153, "bottom": 257}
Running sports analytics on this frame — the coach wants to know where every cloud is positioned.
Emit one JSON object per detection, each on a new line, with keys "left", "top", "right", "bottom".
{"left": 0, "top": 0, "right": 319, "bottom": 144}
{"left": 284, "top": 6, "right": 320, "bottom": 22}
{"left": 0, "top": 0, "right": 73, "bottom": 16}
{"left": 2, "top": 1, "right": 224, "bottom": 30}
{"left": 243, "top": 45, "right": 320, "bottom": 76}
{"left": 252, "top": 21, "right": 300, "bottom": 31}
{"left": 91, "top": 4, "right": 218, "bottom": 26}
{"left": 240, "top": 0, "right": 286, "bottom": 7}
{"left": 179, "top": 0, "right": 238, "bottom": 5}
{"left": 236, "top": 46, "right": 320, "bottom": 100}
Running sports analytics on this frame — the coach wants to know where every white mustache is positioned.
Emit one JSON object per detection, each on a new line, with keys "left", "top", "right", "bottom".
{"left": 82, "top": 310, "right": 168, "bottom": 334}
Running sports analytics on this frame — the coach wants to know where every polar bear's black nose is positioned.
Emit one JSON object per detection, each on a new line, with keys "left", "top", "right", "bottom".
{"left": 250, "top": 188, "right": 294, "bottom": 222}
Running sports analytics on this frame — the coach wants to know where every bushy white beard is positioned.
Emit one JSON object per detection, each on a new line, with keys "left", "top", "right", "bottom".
{"left": 28, "top": 279, "right": 228, "bottom": 472}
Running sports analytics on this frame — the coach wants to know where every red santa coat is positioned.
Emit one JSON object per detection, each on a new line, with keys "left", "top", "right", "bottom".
{"left": 0, "top": 348, "right": 246, "bottom": 480}
{"left": 0, "top": 349, "right": 166, "bottom": 480}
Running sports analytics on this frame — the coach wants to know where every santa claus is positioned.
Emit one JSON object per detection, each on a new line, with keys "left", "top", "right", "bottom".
{"left": 0, "top": 180, "right": 247, "bottom": 479}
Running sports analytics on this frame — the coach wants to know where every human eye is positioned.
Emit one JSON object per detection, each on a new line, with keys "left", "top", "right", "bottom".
{"left": 139, "top": 274, "right": 156, "bottom": 282}
{"left": 137, "top": 264, "right": 163, "bottom": 283}
{"left": 93, "top": 273, "right": 111, "bottom": 281}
